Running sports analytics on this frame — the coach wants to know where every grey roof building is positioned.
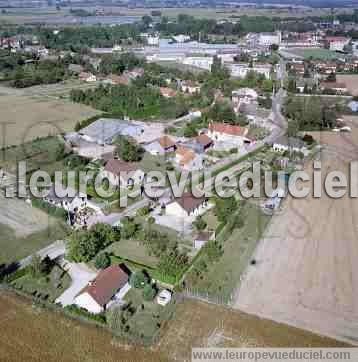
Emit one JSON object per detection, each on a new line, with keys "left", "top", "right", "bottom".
{"left": 79, "top": 118, "right": 144, "bottom": 145}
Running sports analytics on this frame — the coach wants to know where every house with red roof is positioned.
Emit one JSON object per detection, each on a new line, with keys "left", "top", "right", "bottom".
{"left": 74, "top": 264, "right": 131, "bottom": 314}
{"left": 207, "top": 121, "right": 250, "bottom": 147}
{"left": 104, "top": 159, "right": 145, "bottom": 187}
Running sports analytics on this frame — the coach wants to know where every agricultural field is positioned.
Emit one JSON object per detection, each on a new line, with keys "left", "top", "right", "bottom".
{"left": 0, "top": 291, "right": 348, "bottom": 362}
{"left": 0, "top": 84, "right": 100, "bottom": 147}
{"left": 235, "top": 117, "right": 358, "bottom": 346}
{"left": 0, "top": 6, "right": 345, "bottom": 25}
{"left": 0, "top": 219, "right": 68, "bottom": 265}
{"left": 337, "top": 74, "right": 358, "bottom": 96}
{"left": 160, "top": 299, "right": 349, "bottom": 361}
{"left": 0, "top": 292, "right": 165, "bottom": 362}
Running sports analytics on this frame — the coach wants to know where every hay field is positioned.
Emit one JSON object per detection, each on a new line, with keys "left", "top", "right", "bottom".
{"left": 234, "top": 116, "right": 358, "bottom": 345}
{"left": 159, "top": 299, "right": 348, "bottom": 361}
{"left": 0, "top": 292, "right": 347, "bottom": 362}
{"left": 0, "top": 292, "right": 166, "bottom": 362}
{"left": 0, "top": 85, "right": 100, "bottom": 147}
{"left": 337, "top": 75, "right": 358, "bottom": 96}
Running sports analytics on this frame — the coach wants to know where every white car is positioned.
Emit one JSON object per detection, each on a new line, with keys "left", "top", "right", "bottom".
{"left": 156, "top": 289, "right": 172, "bottom": 306}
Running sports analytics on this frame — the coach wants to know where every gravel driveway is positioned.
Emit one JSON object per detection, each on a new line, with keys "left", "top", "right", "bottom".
{"left": 55, "top": 261, "right": 97, "bottom": 307}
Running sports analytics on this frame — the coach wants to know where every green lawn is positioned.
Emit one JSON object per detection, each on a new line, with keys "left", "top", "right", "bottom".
{"left": 105, "top": 240, "right": 159, "bottom": 268}
{"left": 0, "top": 136, "right": 65, "bottom": 173}
{"left": 186, "top": 203, "right": 271, "bottom": 302}
{"left": 11, "top": 265, "right": 71, "bottom": 303}
{"left": 123, "top": 287, "right": 174, "bottom": 343}
{"left": 0, "top": 222, "right": 69, "bottom": 265}
{"left": 138, "top": 153, "right": 174, "bottom": 174}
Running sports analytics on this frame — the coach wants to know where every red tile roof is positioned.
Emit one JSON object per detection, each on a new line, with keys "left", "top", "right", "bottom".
{"left": 208, "top": 122, "right": 248, "bottom": 137}
{"left": 159, "top": 135, "right": 176, "bottom": 149}
{"left": 170, "top": 191, "right": 207, "bottom": 212}
{"left": 196, "top": 134, "right": 213, "bottom": 147}
{"left": 160, "top": 87, "right": 177, "bottom": 98}
{"left": 105, "top": 159, "right": 139, "bottom": 176}
{"left": 78, "top": 265, "right": 129, "bottom": 307}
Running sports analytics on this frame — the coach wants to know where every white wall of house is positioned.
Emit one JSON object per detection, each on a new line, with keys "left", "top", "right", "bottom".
{"left": 103, "top": 169, "right": 145, "bottom": 187}
{"left": 208, "top": 130, "right": 245, "bottom": 147}
{"left": 74, "top": 293, "right": 103, "bottom": 314}
{"left": 166, "top": 201, "right": 207, "bottom": 218}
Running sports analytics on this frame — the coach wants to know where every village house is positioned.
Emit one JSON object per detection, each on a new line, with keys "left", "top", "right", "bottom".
{"left": 272, "top": 136, "right": 307, "bottom": 154}
{"left": 175, "top": 146, "right": 204, "bottom": 171}
{"left": 165, "top": 192, "right": 208, "bottom": 218}
{"left": 104, "top": 159, "right": 145, "bottom": 187}
{"left": 325, "top": 36, "right": 350, "bottom": 52}
{"left": 208, "top": 122, "right": 250, "bottom": 147}
{"left": 79, "top": 72, "right": 97, "bottom": 83}
{"left": 74, "top": 264, "right": 131, "bottom": 314}
{"left": 68, "top": 64, "right": 84, "bottom": 75}
{"left": 232, "top": 88, "right": 258, "bottom": 112}
{"left": 180, "top": 80, "right": 201, "bottom": 94}
{"left": 160, "top": 87, "right": 177, "bottom": 98}
{"left": 43, "top": 183, "right": 87, "bottom": 213}
{"left": 194, "top": 231, "right": 215, "bottom": 250}
{"left": 144, "top": 135, "right": 176, "bottom": 155}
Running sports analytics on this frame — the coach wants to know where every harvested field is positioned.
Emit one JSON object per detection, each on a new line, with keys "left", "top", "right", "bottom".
{"left": 0, "top": 292, "right": 347, "bottom": 362}
{"left": 0, "top": 292, "right": 166, "bottom": 362}
{"left": 234, "top": 116, "right": 358, "bottom": 345}
{"left": 337, "top": 75, "right": 358, "bottom": 96}
{"left": 159, "top": 299, "right": 348, "bottom": 361}
{"left": 0, "top": 85, "right": 100, "bottom": 147}
{"left": 0, "top": 193, "right": 69, "bottom": 264}
{"left": 0, "top": 192, "right": 55, "bottom": 238}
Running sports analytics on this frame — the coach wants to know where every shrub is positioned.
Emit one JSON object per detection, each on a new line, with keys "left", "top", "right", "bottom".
{"left": 64, "top": 304, "right": 106, "bottom": 324}
{"left": 142, "top": 284, "right": 157, "bottom": 301}
{"left": 129, "top": 271, "right": 149, "bottom": 289}
{"left": 94, "top": 252, "right": 111, "bottom": 270}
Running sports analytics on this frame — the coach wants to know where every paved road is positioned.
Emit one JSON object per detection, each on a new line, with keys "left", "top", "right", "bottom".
{"left": 19, "top": 240, "right": 66, "bottom": 268}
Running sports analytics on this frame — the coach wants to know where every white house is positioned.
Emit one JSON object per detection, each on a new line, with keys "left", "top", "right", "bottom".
{"left": 272, "top": 136, "right": 306, "bottom": 154}
{"left": 258, "top": 31, "right": 282, "bottom": 47}
{"left": 172, "top": 34, "right": 190, "bottom": 43}
{"left": 228, "top": 63, "right": 272, "bottom": 79}
{"left": 43, "top": 183, "right": 87, "bottom": 213}
{"left": 180, "top": 80, "right": 201, "bottom": 94}
{"left": 232, "top": 88, "right": 258, "bottom": 112}
{"left": 182, "top": 57, "right": 214, "bottom": 71}
{"left": 103, "top": 159, "right": 145, "bottom": 187}
{"left": 208, "top": 122, "right": 249, "bottom": 147}
{"left": 325, "top": 36, "right": 350, "bottom": 52}
{"left": 79, "top": 72, "right": 97, "bottom": 82}
{"left": 74, "top": 265, "right": 130, "bottom": 314}
{"left": 194, "top": 231, "right": 215, "bottom": 250}
{"left": 166, "top": 192, "right": 208, "bottom": 218}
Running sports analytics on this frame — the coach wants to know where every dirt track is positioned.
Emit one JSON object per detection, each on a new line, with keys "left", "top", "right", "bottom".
{"left": 234, "top": 116, "right": 358, "bottom": 345}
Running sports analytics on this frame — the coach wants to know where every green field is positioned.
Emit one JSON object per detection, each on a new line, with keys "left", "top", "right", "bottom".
{"left": 290, "top": 48, "right": 339, "bottom": 61}
{"left": 186, "top": 203, "right": 270, "bottom": 301}
{"left": 0, "top": 223, "right": 69, "bottom": 265}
